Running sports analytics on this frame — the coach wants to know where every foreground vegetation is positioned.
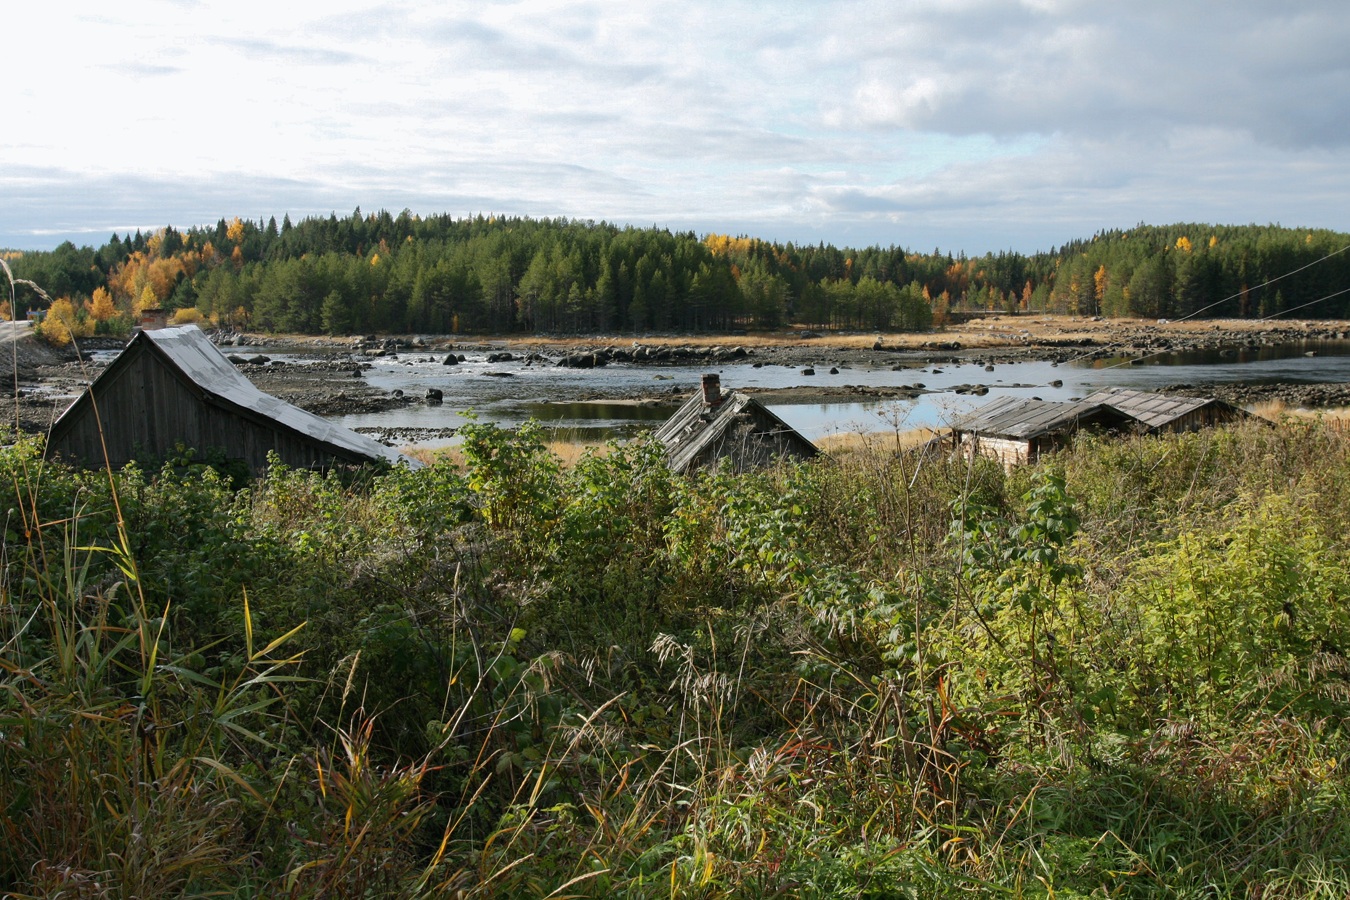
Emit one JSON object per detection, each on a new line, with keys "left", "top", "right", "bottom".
{"left": 2, "top": 417, "right": 1349, "bottom": 897}
{"left": 6, "top": 214, "right": 1349, "bottom": 342}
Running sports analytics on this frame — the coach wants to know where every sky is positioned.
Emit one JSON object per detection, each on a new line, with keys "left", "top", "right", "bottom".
{"left": 4, "top": 0, "right": 1349, "bottom": 255}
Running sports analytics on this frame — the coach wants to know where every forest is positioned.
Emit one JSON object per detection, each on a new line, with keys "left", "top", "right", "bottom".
{"left": 5, "top": 212, "right": 1350, "bottom": 340}
{"left": 2, "top": 418, "right": 1348, "bottom": 896}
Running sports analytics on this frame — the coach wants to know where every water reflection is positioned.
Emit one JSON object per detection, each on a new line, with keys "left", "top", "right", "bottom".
{"left": 518, "top": 401, "right": 675, "bottom": 424}
{"left": 333, "top": 339, "right": 1350, "bottom": 444}
{"left": 1084, "top": 339, "right": 1350, "bottom": 369}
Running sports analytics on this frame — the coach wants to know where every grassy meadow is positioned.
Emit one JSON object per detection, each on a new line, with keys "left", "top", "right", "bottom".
{"left": 2, "top": 416, "right": 1349, "bottom": 897}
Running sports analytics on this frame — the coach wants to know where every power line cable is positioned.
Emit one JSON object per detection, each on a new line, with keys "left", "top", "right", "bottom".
{"left": 1081, "top": 284, "right": 1350, "bottom": 377}
{"left": 1174, "top": 243, "right": 1350, "bottom": 323}
{"left": 1037, "top": 243, "right": 1350, "bottom": 377}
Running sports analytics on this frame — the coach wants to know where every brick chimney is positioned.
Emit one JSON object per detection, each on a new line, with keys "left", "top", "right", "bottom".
{"left": 701, "top": 373, "right": 722, "bottom": 407}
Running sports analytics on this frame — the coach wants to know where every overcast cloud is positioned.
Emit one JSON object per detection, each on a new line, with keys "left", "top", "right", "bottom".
{"left": 4, "top": 0, "right": 1347, "bottom": 253}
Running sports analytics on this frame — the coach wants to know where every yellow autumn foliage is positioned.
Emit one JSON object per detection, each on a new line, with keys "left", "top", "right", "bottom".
{"left": 40, "top": 297, "right": 93, "bottom": 347}
{"left": 89, "top": 287, "right": 117, "bottom": 322}
{"left": 704, "top": 234, "right": 756, "bottom": 257}
{"left": 135, "top": 285, "right": 158, "bottom": 316}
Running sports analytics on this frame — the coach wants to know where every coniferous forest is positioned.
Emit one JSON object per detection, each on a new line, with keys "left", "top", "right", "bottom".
{"left": 5, "top": 212, "right": 1350, "bottom": 339}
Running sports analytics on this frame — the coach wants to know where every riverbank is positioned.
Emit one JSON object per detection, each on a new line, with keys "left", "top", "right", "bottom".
{"left": 249, "top": 314, "right": 1350, "bottom": 363}
{"left": 230, "top": 315, "right": 1350, "bottom": 418}
{"left": 7, "top": 316, "right": 1350, "bottom": 436}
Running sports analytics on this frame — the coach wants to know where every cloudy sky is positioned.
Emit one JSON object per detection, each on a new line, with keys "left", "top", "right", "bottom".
{"left": 5, "top": 0, "right": 1348, "bottom": 254}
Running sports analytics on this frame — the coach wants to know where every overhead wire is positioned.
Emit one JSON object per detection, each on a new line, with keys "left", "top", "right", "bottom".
{"left": 1026, "top": 243, "right": 1350, "bottom": 380}
{"left": 1080, "top": 284, "right": 1350, "bottom": 377}
{"left": 1170, "top": 242, "right": 1350, "bottom": 323}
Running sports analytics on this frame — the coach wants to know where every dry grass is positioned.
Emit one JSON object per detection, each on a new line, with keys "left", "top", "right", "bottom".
{"left": 1252, "top": 398, "right": 1350, "bottom": 423}
{"left": 814, "top": 426, "right": 939, "bottom": 455}
{"left": 414, "top": 429, "right": 943, "bottom": 468}
{"left": 401, "top": 438, "right": 614, "bottom": 469}
{"left": 400, "top": 444, "right": 454, "bottom": 466}
{"left": 545, "top": 439, "right": 614, "bottom": 467}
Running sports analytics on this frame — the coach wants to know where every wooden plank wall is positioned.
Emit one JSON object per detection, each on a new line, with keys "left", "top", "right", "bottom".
{"left": 1160, "top": 405, "right": 1243, "bottom": 433}
{"left": 48, "top": 348, "right": 357, "bottom": 472}
{"left": 961, "top": 434, "right": 1031, "bottom": 467}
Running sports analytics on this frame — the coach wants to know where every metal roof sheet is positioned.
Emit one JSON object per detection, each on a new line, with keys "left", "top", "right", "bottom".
{"left": 141, "top": 325, "right": 416, "bottom": 467}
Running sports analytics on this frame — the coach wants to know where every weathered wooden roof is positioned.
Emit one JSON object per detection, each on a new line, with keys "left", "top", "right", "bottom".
{"left": 951, "top": 389, "right": 1247, "bottom": 442}
{"left": 52, "top": 325, "right": 415, "bottom": 468}
{"left": 654, "top": 387, "right": 818, "bottom": 473}
{"left": 1079, "top": 387, "right": 1238, "bottom": 429}
{"left": 948, "top": 396, "right": 1124, "bottom": 440}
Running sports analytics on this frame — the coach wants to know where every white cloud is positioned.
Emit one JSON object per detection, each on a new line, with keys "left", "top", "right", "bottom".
{"left": 2, "top": 1, "right": 1347, "bottom": 252}
{"left": 830, "top": 1, "right": 1350, "bottom": 147}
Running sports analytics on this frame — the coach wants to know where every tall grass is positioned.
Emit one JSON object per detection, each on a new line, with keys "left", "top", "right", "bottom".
{"left": 2, "top": 405, "right": 1348, "bottom": 895}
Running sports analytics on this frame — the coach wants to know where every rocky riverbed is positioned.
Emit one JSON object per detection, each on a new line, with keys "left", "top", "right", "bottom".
{"left": 223, "top": 319, "right": 1350, "bottom": 415}
{"left": 7, "top": 317, "right": 1350, "bottom": 437}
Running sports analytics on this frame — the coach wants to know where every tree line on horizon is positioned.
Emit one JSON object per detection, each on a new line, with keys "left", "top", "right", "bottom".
{"left": 5, "top": 211, "right": 1349, "bottom": 340}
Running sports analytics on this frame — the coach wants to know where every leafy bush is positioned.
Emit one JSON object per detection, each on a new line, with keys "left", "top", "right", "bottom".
{"left": 2, "top": 419, "right": 1349, "bottom": 896}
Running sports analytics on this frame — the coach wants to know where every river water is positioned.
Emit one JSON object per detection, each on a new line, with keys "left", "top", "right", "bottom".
{"left": 330, "top": 340, "right": 1350, "bottom": 445}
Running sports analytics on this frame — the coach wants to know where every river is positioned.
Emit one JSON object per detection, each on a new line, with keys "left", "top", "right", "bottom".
{"left": 328, "top": 340, "right": 1350, "bottom": 445}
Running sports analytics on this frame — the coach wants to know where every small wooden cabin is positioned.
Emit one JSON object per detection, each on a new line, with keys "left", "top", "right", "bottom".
{"left": 949, "top": 396, "right": 1135, "bottom": 467}
{"left": 46, "top": 325, "right": 414, "bottom": 473}
{"left": 950, "top": 389, "right": 1252, "bottom": 467}
{"left": 655, "top": 374, "right": 819, "bottom": 473}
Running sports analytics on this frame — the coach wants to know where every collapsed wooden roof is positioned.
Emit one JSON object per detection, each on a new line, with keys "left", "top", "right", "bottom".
{"left": 47, "top": 325, "right": 416, "bottom": 471}
{"left": 654, "top": 376, "right": 819, "bottom": 473}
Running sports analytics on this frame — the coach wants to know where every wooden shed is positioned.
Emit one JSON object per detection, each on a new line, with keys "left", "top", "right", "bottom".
{"left": 950, "top": 389, "right": 1253, "bottom": 467}
{"left": 654, "top": 374, "right": 819, "bottom": 474}
{"left": 948, "top": 396, "right": 1137, "bottom": 467}
{"left": 46, "top": 325, "right": 415, "bottom": 473}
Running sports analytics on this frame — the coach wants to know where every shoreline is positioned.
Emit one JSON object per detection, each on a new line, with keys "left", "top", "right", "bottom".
{"left": 9, "top": 316, "right": 1350, "bottom": 436}
{"left": 219, "top": 314, "right": 1350, "bottom": 357}
{"left": 234, "top": 315, "right": 1350, "bottom": 416}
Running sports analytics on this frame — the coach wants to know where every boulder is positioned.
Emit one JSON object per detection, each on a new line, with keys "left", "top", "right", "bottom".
{"left": 557, "top": 353, "right": 597, "bottom": 369}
